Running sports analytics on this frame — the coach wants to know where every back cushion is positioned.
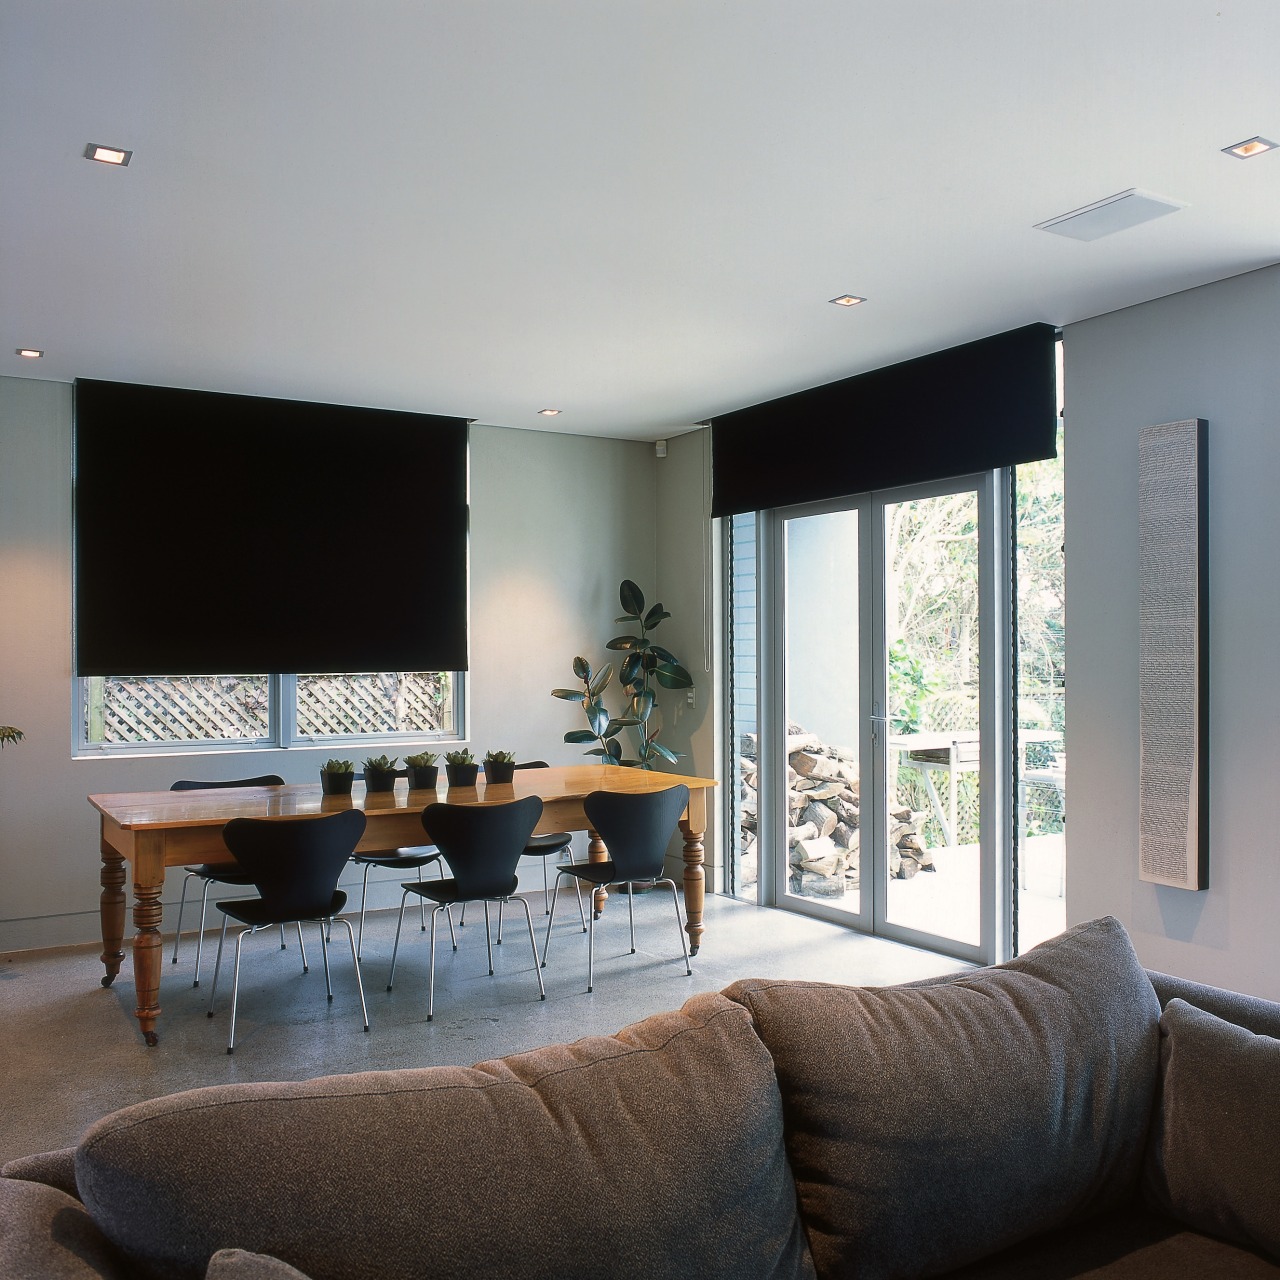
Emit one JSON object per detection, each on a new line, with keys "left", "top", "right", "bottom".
{"left": 1144, "top": 998, "right": 1280, "bottom": 1261}
{"left": 722, "top": 916, "right": 1162, "bottom": 1279}
{"left": 75, "top": 993, "right": 815, "bottom": 1280}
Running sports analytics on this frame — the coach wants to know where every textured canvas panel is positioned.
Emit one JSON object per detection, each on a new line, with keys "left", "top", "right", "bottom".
{"left": 1138, "top": 419, "right": 1208, "bottom": 890}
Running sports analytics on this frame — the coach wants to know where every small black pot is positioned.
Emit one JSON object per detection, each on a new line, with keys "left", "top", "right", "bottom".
{"left": 445, "top": 762, "right": 480, "bottom": 787}
{"left": 320, "top": 770, "right": 354, "bottom": 796}
{"left": 363, "top": 769, "right": 398, "bottom": 793}
{"left": 407, "top": 764, "right": 439, "bottom": 790}
{"left": 484, "top": 760, "right": 516, "bottom": 784}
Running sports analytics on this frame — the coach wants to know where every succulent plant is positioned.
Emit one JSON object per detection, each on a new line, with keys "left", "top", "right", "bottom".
{"left": 484, "top": 749, "right": 516, "bottom": 763}
{"left": 443, "top": 749, "right": 474, "bottom": 765}
{"left": 405, "top": 751, "right": 439, "bottom": 767}
{"left": 362, "top": 754, "right": 399, "bottom": 773}
{"left": 321, "top": 758, "right": 354, "bottom": 774}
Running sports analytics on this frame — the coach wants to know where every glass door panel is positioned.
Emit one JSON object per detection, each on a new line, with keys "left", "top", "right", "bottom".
{"left": 781, "top": 507, "right": 864, "bottom": 919}
{"left": 881, "top": 489, "right": 982, "bottom": 947}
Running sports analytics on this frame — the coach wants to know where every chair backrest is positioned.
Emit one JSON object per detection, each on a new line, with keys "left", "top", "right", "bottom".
{"left": 221, "top": 810, "right": 367, "bottom": 921}
{"left": 582, "top": 784, "right": 690, "bottom": 881}
{"left": 422, "top": 796, "right": 543, "bottom": 898}
{"left": 171, "top": 775, "right": 285, "bottom": 791}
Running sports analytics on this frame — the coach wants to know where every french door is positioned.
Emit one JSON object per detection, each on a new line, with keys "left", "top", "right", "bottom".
{"left": 759, "top": 473, "right": 1011, "bottom": 965}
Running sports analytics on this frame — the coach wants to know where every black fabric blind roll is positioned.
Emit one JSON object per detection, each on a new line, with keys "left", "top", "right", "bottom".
{"left": 74, "top": 379, "right": 468, "bottom": 676}
{"left": 711, "top": 323, "right": 1058, "bottom": 517}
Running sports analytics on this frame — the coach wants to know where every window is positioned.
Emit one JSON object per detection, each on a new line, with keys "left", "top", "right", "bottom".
{"left": 78, "top": 671, "right": 460, "bottom": 753}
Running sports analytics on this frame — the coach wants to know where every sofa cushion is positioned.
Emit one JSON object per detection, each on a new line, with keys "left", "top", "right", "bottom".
{"left": 1, "top": 1145, "right": 80, "bottom": 1199}
{"left": 205, "top": 1249, "right": 315, "bottom": 1279}
{"left": 75, "top": 991, "right": 815, "bottom": 1280}
{"left": 0, "top": 1176, "right": 131, "bottom": 1280}
{"left": 722, "top": 916, "right": 1162, "bottom": 1279}
{"left": 1144, "top": 998, "right": 1280, "bottom": 1261}
{"left": 943, "top": 1207, "right": 1280, "bottom": 1278}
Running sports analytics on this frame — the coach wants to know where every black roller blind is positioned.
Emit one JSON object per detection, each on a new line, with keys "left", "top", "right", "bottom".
{"left": 711, "top": 323, "right": 1059, "bottom": 517}
{"left": 74, "top": 379, "right": 468, "bottom": 676}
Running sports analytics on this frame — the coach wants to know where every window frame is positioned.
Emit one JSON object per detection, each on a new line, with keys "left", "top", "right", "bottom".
{"left": 73, "top": 671, "right": 466, "bottom": 757}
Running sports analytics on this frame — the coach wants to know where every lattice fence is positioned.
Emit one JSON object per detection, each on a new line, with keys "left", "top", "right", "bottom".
{"left": 84, "top": 673, "right": 451, "bottom": 744}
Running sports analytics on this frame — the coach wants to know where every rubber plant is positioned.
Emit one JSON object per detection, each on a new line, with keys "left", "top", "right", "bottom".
{"left": 553, "top": 579, "right": 693, "bottom": 769}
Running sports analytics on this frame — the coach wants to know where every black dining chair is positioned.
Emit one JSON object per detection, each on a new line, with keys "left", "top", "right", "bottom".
{"left": 542, "top": 784, "right": 692, "bottom": 993}
{"left": 169, "top": 775, "right": 287, "bottom": 987}
{"left": 461, "top": 761, "right": 585, "bottom": 941}
{"left": 386, "top": 796, "right": 545, "bottom": 1021}
{"left": 207, "top": 809, "right": 369, "bottom": 1054}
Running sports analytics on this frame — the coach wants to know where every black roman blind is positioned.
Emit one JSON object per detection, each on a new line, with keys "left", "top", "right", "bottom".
{"left": 711, "top": 323, "right": 1059, "bottom": 517}
{"left": 74, "top": 379, "right": 468, "bottom": 676}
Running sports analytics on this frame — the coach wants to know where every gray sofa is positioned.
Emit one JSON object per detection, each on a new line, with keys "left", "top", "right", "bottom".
{"left": 4, "top": 916, "right": 1279, "bottom": 1279}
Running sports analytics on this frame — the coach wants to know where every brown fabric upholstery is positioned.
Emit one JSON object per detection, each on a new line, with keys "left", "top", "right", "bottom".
{"left": 0, "top": 1177, "right": 130, "bottom": 1280}
{"left": 944, "top": 1208, "right": 1280, "bottom": 1278}
{"left": 722, "top": 916, "right": 1162, "bottom": 1280}
{"left": 75, "top": 992, "right": 815, "bottom": 1280}
{"left": 205, "top": 1249, "right": 316, "bottom": 1279}
{"left": 1144, "top": 998, "right": 1280, "bottom": 1262}
{"left": 1, "top": 1145, "right": 80, "bottom": 1199}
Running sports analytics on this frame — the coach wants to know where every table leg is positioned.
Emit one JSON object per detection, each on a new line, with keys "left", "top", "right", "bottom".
{"left": 131, "top": 832, "right": 166, "bottom": 1046}
{"left": 587, "top": 827, "right": 608, "bottom": 917}
{"left": 98, "top": 831, "right": 126, "bottom": 988}
{"left": 680, "top": 820, "right": 705, "bottom": 956}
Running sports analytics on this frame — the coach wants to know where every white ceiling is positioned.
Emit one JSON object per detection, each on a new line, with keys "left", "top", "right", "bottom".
{"left": 4, "top": 1, "right": 1278, "bottom": 440}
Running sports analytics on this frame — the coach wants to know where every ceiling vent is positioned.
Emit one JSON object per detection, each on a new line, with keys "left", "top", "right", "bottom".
{"left": 1035, "top": 189, "right": 1185, "bottom": 241}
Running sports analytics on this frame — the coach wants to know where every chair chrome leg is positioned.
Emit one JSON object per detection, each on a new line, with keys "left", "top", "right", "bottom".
{"left": 420, "top": 893, "right": 426, "bottom": 933}
{"left": 357, "top": 861, "right": 373, "bottom": 960}
{"left": 483, "top": 902, "right": 494, "bottom": 975}
{"left": 320, "top": 919, "right": 333, "bottom": 1001}
{"left": 386, "top": 888, "right": 413, "bottom": 991}
{"left": 427, "top": 906, "right": 440, "bottom": 1022}
{"left": 193, "top": 877, "right": 214, "bottom": 988}
{"left": 333, "top": 916, "right": 369, "bottom": 1032}
{"left": 573, "top": 877, "right": 586, "bottom": 932}
{"left": 661, "top": 878, "right": 692, "bottom": 975}
{"left": 513, "top": 895, "right": 546, "bottom": 1002}
{"left": 541, "top": 871, "right": 562, "bottom": 966}
{"left": 497, "top": 898, "right": 503, "bottom": 945}
{"left": 587, "top": 893, "right": 596, "bottom": 993}
{"left": 281, "top": 923, "right": 288, "bottom": 950}
{"left": 296, "top": 920, "right": 308, "bottom": 973}
{"left": 541, "top": 857, "right": 550, "bottom": 914}
{"left": 627, "top": 882, "right": 636, "bottom": 954}
{"left": 226, "top": 926, "right": 251, "bottom": 1054}
{"left": 172, "top": 870, "right": 195, "bottom": 965}
{"left": 207, "top": 912, "right": 229, "bottom": 1016}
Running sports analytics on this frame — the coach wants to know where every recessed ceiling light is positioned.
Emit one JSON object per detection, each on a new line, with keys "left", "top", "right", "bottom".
{"left": 829, "top": 295, "right": 866, "bottom": 307}
{"left": 84, "top": 143, "right": 132, "bottom": 166}
{"left": 1036, "top": 189, "right": 1184, "bottom": 241}
{"left": 1222, "top": 136, "right": 1277, "bottom": 159}
{"left": 15, "top": 348, "right": 43, "bottom": 359}
{"left": 538, "top": 408, "right": 561, "bottom": 416}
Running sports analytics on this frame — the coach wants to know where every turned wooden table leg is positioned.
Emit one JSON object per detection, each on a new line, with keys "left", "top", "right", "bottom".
{"left": 588, "top": 827, "right": 608, "bottom": 917}
{"left": 99, "top": 832, "right": 126, "bottom": 988}
{"left": 680, "top": 820, "right": 706, "bottom": 956}
{"left": 131, "top": 833, "right": 166, "bottom": 1046}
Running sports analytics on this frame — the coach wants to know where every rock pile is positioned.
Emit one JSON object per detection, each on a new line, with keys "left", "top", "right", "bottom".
{"left": 737, "top": 724, "right": 932, "bottom": 898}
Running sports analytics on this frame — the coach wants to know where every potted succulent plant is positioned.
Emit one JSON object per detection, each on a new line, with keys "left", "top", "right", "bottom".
{"left": 362, "top": 754, "right": 400, "bottom": 793}
{"left": 405, "top": 750, "right": 440, "bottom": 790}
{"left": 483, "top": 749, "right": 517, "bottom": 784}
{"left": 319, "top": 758, "right": 355, "bottom": 796}
{"left": 0, "top": 725, "right": 24, "bottom": 749}
{"left": 443, "top": 748, "right": 479, "bottom": 787}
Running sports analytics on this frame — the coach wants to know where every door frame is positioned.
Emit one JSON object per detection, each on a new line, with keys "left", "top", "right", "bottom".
{"left": 759, "top": 471, "right": 1013, "bottom": 966}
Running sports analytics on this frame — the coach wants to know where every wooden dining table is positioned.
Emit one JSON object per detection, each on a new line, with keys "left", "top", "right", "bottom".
{"left": 88, "top": 764, "right": 717, "bottom": 1045}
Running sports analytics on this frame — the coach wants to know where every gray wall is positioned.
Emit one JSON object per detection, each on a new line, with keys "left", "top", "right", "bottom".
{"left": 1065, "top": 262, "right": 1280, "bottom": 999}
{"left": 0, "top": 378, "right": 718, "bottom": 951}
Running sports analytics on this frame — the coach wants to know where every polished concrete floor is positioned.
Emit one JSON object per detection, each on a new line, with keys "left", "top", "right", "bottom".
{"left": 0, "top": 891, "right": 964, "bottom": 1165}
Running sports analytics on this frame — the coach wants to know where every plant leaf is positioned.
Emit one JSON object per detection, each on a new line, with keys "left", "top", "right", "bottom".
{"left": 654, "top": 662, "right": 694, "bottom": 689}
{"left": 606, "top": 739, "right": 623, "bottom": 762}
{"left": 605, "top": 634, "right": 642, "bottom": 651}
{"left": 614, "top": 613, "right": 640, "bottom": 625}
{"left": 619, "top": 653, "right": 643, "bottom": 686}
{"left": 619, "top": 580, "right": 645, "bottom": 617}
{"left": 551, "top": 688, "right": 586, "bottom": 702}
{"left": 642, "top": 603, "right": 670, "bottom": 629}
{"left": 588, "top": 664, "right": 613, "bottom": 697}
{"left": 650, "top": 741, "right": 680, "bottom": 764}
{"left": 564, "top": 729, "right": 598, "bottom": 744}
{"left": 629, "top": 690, "right": 655, "bottom": 722}
{"left": 586, "top": 701, "right": 609, "bottom": 736}
{"left": 648, "top": 645, "right": 677, "bottom": 664}
{"left": 572, "top": 655, "right": 591, "bottom": 681}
